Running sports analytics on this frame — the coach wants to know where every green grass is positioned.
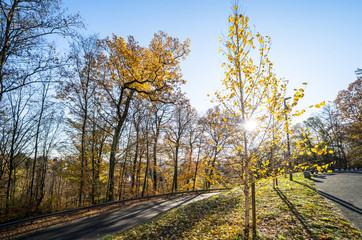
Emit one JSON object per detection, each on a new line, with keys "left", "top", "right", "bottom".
{"left": 104, "top": 173, "right": 361, "bottom": 239}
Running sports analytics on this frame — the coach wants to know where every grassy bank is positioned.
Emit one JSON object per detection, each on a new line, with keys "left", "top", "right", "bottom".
{"left": 105, "top": 173, "right": 361, "bottom": 239}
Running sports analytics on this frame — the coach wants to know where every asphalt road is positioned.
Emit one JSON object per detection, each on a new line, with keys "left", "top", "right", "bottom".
{"left": 313, "top": 170, "right": 362, "bottom": 231}
{"left": 17, "top": 192, "right": 219, "bottom": 240}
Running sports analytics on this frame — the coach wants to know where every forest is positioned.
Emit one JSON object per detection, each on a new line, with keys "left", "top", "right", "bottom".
{"left": 0, "top": 0, "right": 361, "bottom": 228}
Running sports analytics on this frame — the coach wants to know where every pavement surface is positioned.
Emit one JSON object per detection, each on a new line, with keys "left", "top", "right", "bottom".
{"left": 17, "top": 192, "right": 219, "bottom": 240}
{"left": 313, "top": 170, "right": 362, "bottom": 231}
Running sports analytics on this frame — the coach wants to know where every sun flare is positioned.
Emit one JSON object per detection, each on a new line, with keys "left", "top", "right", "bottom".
{"left": 244, "top": 120, "right": 258, "bottom": 131}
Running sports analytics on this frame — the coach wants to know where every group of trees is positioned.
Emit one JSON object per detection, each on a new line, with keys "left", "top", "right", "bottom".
{"left": 0, "top": 1, "right": 360, "bottom": 238}
{"left": 293, "top": 72, "right": 362, "bottom": 170}
{"left": 0, "top": 0, "right": 236, "bottom": 221}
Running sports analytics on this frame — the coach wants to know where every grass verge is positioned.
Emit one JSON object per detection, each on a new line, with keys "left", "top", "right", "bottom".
{"left": 105, "top": 173, "right": 361, "bottom": 239}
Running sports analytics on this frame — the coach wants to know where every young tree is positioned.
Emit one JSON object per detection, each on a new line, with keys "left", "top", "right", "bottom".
{"left": 214, "top": 5, "right": 303, "bottom": 237}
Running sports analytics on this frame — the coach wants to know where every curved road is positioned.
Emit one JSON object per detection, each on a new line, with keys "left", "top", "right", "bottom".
{"left": 18, "top": 192, "right": 219, "bottom": 240}
{"left": 314, "top": 170, "right": 362, "bottom": 231}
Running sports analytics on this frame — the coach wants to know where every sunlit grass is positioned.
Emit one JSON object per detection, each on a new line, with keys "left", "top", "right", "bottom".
{"left": 105, "top": 173, "right": 361, "bottom": 239}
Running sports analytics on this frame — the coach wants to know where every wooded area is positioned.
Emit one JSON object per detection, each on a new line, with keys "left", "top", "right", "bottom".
{"left": 0, "top": 1, "right": 361, "bottom": 233}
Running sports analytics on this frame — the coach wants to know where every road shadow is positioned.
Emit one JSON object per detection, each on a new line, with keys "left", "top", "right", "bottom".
{"left": 317, "top": 191, "right": 362, "bottom": 216}
{"left": 124, "top": 192, "right": 240, "bottom": 239}
{"left": 334, "top": 171, "right": 362, "bottom": 175}
{"left": 293, "top": 180, "right": 362, "bottom": 216}
{"left": 312, "top": 179, "right": 324, "bottom": 183}
{"left": 16, "top": 194, "right": 207, "bottom": 240}
{"left": 313, "top": 175, "right": 327, "bottom": 179}
{"left": 274, "top": 187, "right": 315, "bottom": 239}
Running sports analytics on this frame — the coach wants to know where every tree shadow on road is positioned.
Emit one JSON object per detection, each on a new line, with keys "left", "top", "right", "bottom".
{"left": 17, "top": 195, "right": 204, "bottom": 240}
{"left": 119, "top": 192, "right": 242, "bottom": 239}
{"left": 293, "top": 180, "right": 362, "bottom": 216}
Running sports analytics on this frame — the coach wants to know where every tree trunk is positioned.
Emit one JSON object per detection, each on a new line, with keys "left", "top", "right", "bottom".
{"left": 107, "top": 91, "right": 133, "bottom": 202}
{"left": 131, "top": 130, "right": 139, "bottom": 194}
{"left": 108, "top": 119, "right": 122, "bottom": 202}
{"left": 153, "top": 127, "right": 160, "bottom": 193}
{"left": 172, "top": 140, "right": 179, "bottom": 193}
{"left": 252, "top": 178, "right": 256, "bottom": 239}
{"left": 142, "top": 129, "right": 150, "bottom": 197}
{"left": 193, "top": 133, "right": 203, "bottom": 191}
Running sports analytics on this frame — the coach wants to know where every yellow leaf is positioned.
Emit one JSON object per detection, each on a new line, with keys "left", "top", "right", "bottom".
{"left": 315, "top": 104, "right": 321, "bottom": 108}
{"left": 234, "top": 5, "right": 238, "bottom": 10}
{"left": 328, "top": 150, "right": 334, "bottom": 154}
{"left": 321, "top": 101, "right": 326, "bottom": 106}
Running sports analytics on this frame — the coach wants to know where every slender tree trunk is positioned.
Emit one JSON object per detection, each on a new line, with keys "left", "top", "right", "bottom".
{"left": 142, "top": 131, "right": 150, "bottom": 197}
{"left": 108, "top": 119, "right": 122, "bottom": 201}
{"left": 107, "top": 91, "right": 133, "bottom": 201}
{"left": 186, "top": 135, "right": 193, "bottom": 190}
{"left": 118, "top": 159, "right": 127, "bottom": 200}
{"left": 91, "top": 124, "right": 96, "bottom": 204}
{"left": 135, "top": 150, "right": 143, "bottom": 197}
{"left": 36, "top": 156, "right": 48, "bottom": 210}
{"left": 172, "top": 140, "right": 179, "bottom": 193}
{"left": 96, "top": 137, "right": 104, "bottom": 201}
{"left": 131, "top": 130, "right": 139, "bottom": 194}
{"left": 207, "top": 146, "right": 218, "bottom": 189}
{"left": 153, "top": 127, "right": 160, "bottom": 193}
{"left": 252, "top": 177, "right": 256, "bottom": 239}
{"left": 6, "top": 126, "right": 17, "bottom": 212}
{"left": 79, "top": 108, "right": 88, "bottom": 206}
{"left": 193, "top": 133, "right": 203, "bottom": 191}
{"left": 30, "top": 83, "right": 49, "bottom": 210}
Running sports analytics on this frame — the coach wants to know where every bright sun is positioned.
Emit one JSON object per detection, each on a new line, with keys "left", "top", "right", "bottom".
{"left": 244, "top": 120, "right": 258, "bottom": 131}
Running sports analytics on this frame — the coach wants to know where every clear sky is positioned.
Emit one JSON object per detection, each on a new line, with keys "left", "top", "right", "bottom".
{"left": 62, "top": 0, "right": 362, "bottom": 117}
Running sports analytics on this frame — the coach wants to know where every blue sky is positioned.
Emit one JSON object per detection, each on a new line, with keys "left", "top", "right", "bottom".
{"left": 63, "top": 0, "right": 362, "bottom": 117}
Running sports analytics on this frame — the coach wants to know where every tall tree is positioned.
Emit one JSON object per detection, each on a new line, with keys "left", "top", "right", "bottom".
{"left": 335, "top": 75, "right": 362, "bottom": 166}
{"left": 0, "top": 0, "right": 81, "bottom": 103}
{"left": 58, "top": 35, "right": 100, "bottom": 206}
{"left": 200, "top": 107, "right": 230, "bottom": 189}
{"left": 98, "top": 31, "right": 190, "bottom": 201}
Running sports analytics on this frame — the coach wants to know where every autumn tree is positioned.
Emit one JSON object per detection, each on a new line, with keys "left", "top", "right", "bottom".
{"left": 0, "top": 0, "right": 82, "bottom": 103}
{"left": 97, "top": 32, "right": 190, "bottom": 201}
{"left": 164, "top": 100, "right": 195, "bottom": 193}
{"left": 1, "top": 87, "right": 35, "bottom": 212}
{"left": 214, "top": 3, "right": 313, "bottom": 236}
{"left": 335, "top": 75, "right": 362, "bottom": 166}
{"left": 149, "top": 101, "right": 170, "bottom": 194}
{"left": 58, "top": 35, "right": 101, "bottom": 206}
{"left": 215, "top": 5, "right": 278, "bottom": 236}
{"left": 200, "top": 107, "right": 231, "bottom": 189}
